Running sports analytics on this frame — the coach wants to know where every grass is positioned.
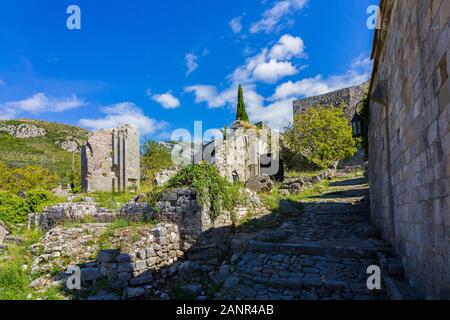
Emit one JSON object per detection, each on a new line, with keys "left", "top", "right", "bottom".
{"left": 0, "top": 228, "right": 67, "bottom": 300}
{"left": 85, "top": 191, "right": 136, "bottom": 210}
{"left": 97, "top": 218, "right": 157, "bottom": 251}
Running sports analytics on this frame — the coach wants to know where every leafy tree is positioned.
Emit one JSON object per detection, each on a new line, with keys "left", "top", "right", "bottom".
{"left": 141, "top": 140, "right": 173, "bottom": 188}
{"left": 285, "top": 105, "right": 357, "bottom": 170}
{"left": 236, "top": 85, "right": 250, "bottom": 123}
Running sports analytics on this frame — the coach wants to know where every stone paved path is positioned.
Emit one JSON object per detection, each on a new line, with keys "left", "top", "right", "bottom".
{"left": 150, "top": 175, "right": 416, "bottom": 300}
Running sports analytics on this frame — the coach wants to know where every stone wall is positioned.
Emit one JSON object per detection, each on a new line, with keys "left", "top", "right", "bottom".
{"left": 28, "top": 196, "right": 153, "bottom": 230}
{"left": 81, "top": 125, "right": 140, "bottom": 192}
{"left": 293, "top": 82, "right": 369, "bottom": 122}
{"left": 96, "top": 223, "right": 182, "bottom": 291}
{"left": 368, "top": 0, "right": 449, "bottom": 299}
{"left": 29, "top": 222, "right": 183, "bottom": 299}
{"left": 154, "top": 187, "right": 263, "bottom": 249}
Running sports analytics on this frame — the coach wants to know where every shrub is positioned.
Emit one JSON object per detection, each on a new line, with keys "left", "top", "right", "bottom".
{"left": 0, "top": 161, "right": 59, "bottom": 194}
{"left": 141, "top": 140, "right": 173, "bottom": 188}
{"left": 165, "top": 163, "right": 243, "bottom": 221}
{"left": 0, "top": 192, "right": 30, "bottom": 226}
{"left": 26, "top": 189, "right": 62, "bottom": 213}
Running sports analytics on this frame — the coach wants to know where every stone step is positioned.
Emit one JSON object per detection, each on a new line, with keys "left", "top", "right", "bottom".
{"left": 247, "top": 240, "right": 394, "bottom": 259}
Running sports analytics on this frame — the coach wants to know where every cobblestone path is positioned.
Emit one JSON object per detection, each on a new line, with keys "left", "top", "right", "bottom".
{"left": 151, "top": 175, "right": 416, "bottom": 300}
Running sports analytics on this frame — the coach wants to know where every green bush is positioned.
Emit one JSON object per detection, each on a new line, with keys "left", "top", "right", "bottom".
{"left": 141, "top": 140, "right": 173, "bottom": 189}
{"left": 0, "top": 192, "right": 30, "bottom": 226}
{"left": 25, "top": 189, "right": 62, "bottom": 213}
{"left": 0, "top": 161, "right": 59, "bottom": 194}
{"left": 165, "top": 163, "right": 243, "bottom": 221}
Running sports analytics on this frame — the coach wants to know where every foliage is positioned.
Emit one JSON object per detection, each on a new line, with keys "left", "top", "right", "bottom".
{"left": 0, "top": 228, "right": 67, "bottom": 300}
{"left": 0, "top": 119, "right": 88, "bottom": 184}
{"left": 88, "top": 191, "right": 135, "bottom": 210}
{"left": 141, "top": 139, "right": 173, "bottom": 188}
{"left": 164, "top": 163, "right": 244, "bottom": 221}
{"left": 0, "top": 192, "right": 30, "bottom": 226}
{"left": 357, "top": 91, "right": 370, "bottom": 160}
{"left": 236, "top": 84, "right": 250, "bottom": 123}
{"left": 0, "top": 189, "right": 65, "bottom": 227}
{"left": 0, "top": 161, "right": 59, "bottom": 194}
{"left": 25, "top": 189, "right": 64, "bottom": 213}
{"left": 285, "top": 105, "right": 357, "bottom": 169}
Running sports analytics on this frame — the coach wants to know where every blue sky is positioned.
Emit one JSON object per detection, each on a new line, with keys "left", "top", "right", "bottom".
{"left": 0, "top": 0, "right": 375, "bottom": 140}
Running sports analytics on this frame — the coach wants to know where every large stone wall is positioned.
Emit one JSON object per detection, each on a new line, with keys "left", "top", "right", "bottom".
{"left": 368, "top": 0, "right": 449, "bottom": 299}
{"left": 81, "top": 125, "right": 140, "bottom": 192}
{"left": 293, "top": 82, "right": 369, "bottom": 122}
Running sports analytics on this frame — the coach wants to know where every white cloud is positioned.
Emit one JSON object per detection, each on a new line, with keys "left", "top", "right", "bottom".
{"left": 229, "top": 16, "right": 243, "bottom": 34}
{"left": 184, "top": 84, "right": 291, "bottom": 130}
{"left": 0, "top": 92, "right": 86, "bottom": 119}
{"left": 271, "top": 56, "right": 373, "bottom": 100}
{"left": 250, "top": 0, "right": 308, "bottom": 34}
{"left": 79, "top": 102, "right": 166, "bottom": 135}
{"left": 229, "top": 34, "right": 305, "bottom": 84}
{"left": 149, "top": 91, "right": 181, "bottom": 109}
{"left": 253, "top": 59, "right": 298, "bottom": 83}
{"left": 269, "top": 34, "right": 305, "bottom": 60}
{"left": 185, "top": 53, "right": 198, "bottom": 76}
{"left": 184, "top": 85, "right": 236, "bottom": 109}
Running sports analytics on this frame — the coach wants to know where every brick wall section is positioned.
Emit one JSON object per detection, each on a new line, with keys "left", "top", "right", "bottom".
{"left": 369, "top": 0, "right": 449, "bottom": 299}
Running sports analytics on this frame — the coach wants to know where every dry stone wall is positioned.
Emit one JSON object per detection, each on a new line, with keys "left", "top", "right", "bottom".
{"left": 154, "top": 187, "right": 263, "bottom": 249}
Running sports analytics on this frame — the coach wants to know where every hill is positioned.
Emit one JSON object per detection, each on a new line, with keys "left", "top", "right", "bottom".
{"left": 0, "top": 119, "right": 89, "bottom": 183}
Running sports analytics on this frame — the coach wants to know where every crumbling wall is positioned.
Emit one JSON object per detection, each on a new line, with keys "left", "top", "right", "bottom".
{"left": 293, "top": 82, "right": 369, "bottom": 122}
{"left": 154, "top": 187, "right": 263, "bottom": 249}
{"left": 81, "top": 125, "right": 140, "bottom": 192}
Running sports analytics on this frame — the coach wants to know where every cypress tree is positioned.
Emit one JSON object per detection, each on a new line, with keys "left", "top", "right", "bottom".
{"left": 236, "top": 84, "right": 250, "bottom": 122}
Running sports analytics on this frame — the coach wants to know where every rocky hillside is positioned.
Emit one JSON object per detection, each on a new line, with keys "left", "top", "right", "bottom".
{"left": 0, "top": 119, "right": 89, "bottom": 182}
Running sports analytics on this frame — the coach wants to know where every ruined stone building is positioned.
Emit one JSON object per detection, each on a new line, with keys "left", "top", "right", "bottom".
{"left": 293, "top": 82, "right": 369, "bottom": 122}
{"left": 202, "top": 121, "right": 280, "bottom": 183}
{"left": 368, "top": 0, "right": 449, "bottom": 299}
{"left": 81, "top": 125, "right": 140, "bottom": 192}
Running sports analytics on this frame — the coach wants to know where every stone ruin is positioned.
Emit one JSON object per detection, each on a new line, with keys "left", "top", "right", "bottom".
{"left": 293, "top": 81, "right": 369, "bottom": 122}
{"left": 202, "top": 121, "right": 281, "bottom": 183}
{"left": 81, "top": 125, "right": 140, "bottom": 192}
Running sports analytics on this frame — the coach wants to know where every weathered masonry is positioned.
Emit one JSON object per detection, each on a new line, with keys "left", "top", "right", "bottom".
{"left": 293, "top": 82, "right": 369, "bottom": 122}
{"left": 81, "top": 125, "right": 140, "bottom": 192}
{"left": 368, "top": 0, "right": 449, "bottom": 299}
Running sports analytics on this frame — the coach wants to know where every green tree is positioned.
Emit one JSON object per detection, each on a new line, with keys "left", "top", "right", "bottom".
{"left": 285, "top": 105, "right": 357, "bottom": 170}
{"left": 236, "top": 84, "right": 250, "bottom": 122}
{"left": 141, "top": 140, "right": 173, "bottom": 188}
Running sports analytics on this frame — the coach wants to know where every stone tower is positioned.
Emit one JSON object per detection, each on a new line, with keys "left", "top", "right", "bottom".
{"left": 81, "top": 125, "right": 140, "bottom": 192}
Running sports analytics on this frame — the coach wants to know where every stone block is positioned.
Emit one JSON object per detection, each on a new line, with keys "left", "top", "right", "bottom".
{"left": 97, "top": 250, "right": 119, "bottom": 263}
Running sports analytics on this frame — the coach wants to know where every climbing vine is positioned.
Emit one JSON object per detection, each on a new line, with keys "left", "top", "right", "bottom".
{"left": 357, "top": 91, "right": 370, "bottom": 160}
